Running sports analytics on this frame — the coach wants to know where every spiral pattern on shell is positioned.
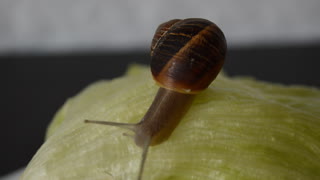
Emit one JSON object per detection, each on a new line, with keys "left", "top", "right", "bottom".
{"left": 150, "top": 18, "right": 227, "bottom": 94}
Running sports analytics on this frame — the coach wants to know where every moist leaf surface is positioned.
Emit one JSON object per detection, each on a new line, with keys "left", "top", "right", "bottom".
{"left": 21, "top": 65, "right": 320, "bottom": 180}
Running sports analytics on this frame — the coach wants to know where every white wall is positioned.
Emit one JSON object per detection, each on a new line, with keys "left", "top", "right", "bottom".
{"left": 1, "top": 0, "right": 320, "bottom": 53}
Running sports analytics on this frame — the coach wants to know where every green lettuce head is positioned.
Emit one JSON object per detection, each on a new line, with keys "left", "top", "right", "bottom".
{"left": 21, "top": 65, "right": 320, "bottom": 180}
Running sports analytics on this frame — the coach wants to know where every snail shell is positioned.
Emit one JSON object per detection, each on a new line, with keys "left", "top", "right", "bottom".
{"left": 150, "top": 18, "right": 227, "bottom": 94}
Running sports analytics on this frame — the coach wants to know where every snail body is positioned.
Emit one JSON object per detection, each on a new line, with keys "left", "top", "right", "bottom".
{"left": 85, "top": 18, "right": 227, "bottom": 180}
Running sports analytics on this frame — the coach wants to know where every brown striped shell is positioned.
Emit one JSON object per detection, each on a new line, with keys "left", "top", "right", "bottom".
{"left": 150, "top": 18, "right": 227, "bottom": 94}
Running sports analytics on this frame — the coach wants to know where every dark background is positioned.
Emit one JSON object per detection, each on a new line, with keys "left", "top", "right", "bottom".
{"left": 1, "top": 44, "right": 320, "bottom": 176}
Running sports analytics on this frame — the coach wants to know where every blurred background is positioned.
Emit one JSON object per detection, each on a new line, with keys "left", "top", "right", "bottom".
{"left": 1, "top": 0, "right": 320, "bottom": 179}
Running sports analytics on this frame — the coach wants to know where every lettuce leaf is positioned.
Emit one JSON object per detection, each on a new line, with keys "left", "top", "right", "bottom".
{"left": 21, "top": 65, "right": 320, "bottom": 180}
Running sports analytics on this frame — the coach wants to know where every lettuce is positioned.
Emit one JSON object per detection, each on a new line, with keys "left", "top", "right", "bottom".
{"left": 21, "top": 65, "right": 320, "bottom": 180}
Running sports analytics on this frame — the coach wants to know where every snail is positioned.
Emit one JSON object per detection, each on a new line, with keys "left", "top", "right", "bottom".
{"left": 85, "top": 18, "right": 227, "bottom": 180}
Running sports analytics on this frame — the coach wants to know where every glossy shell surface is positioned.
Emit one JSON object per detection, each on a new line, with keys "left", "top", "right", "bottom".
{"left": 151, "top": 18, "right": 227, "bottom": 94}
